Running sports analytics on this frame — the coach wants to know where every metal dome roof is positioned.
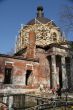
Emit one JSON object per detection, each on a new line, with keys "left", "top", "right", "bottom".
{"left": 26, "top": 6, "right": 56, "bottom": 26}
{"left": 27, "top": 17, "right": 56, "bottom": 26}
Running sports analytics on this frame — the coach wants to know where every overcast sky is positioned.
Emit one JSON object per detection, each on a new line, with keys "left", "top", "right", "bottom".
{"left": 0, "top": 0, "right": 72, "bottom": 54}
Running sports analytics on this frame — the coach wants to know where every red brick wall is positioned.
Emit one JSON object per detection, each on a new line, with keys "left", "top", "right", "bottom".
{"left": 26, "top": 31, "right": 36, "bottom": 59}
{"left": 0, "top": 47, "right": 52, "bottom": 89}
{"left": 0, "top": 56, "right": 40, "bottom": 88}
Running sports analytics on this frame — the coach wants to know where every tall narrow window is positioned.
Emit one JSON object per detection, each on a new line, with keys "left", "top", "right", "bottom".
{"left": 26, "top": 70, "right": 32, "bottom": 85}
{"left": 4, "top": 68, "right": 12, "bottom": 84}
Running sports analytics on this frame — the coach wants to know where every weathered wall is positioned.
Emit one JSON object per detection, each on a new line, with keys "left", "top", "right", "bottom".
{"left": 0, "top": 56, "right": 40, "bottom": 89}
{"left": 0, "top": 44, "right": 73, "bottom": 92}
{"left": 36, "top": 48, "right": 50, "bottom": 87}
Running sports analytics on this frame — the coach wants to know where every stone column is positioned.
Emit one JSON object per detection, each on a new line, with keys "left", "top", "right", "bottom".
{"left": 8, "top": 96, "right": 13, "bottom": 110}
{"left": 70, "top": 57, "right": 73, "bottom": 88}
{"left": 51, "top": 55, "right": 59, "bottom": 89}
{"left": 61, "top": 56, "right": 68, "bottom": 89}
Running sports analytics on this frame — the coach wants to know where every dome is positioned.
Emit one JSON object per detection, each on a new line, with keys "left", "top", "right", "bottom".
{"left": 26, "top": 6, "right": 56, "bottom": 26}
{"left": 15, "top": 6, "right": 65, "bottom": 53}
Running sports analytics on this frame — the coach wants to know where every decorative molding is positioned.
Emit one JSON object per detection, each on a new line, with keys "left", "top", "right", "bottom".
{"left": 5, "top": 61, "right": 14, "bottom": 66}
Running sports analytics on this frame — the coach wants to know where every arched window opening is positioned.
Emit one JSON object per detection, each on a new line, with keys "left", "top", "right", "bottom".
{"left": 52, "top": 32, "right": 57, "bottom": 42}
{"left": 26, "top": 70, "right": 33, "bottom": 85}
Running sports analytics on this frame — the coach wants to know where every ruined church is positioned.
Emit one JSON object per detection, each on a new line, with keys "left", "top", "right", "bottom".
{"left": 0, "top": 6, "right": 73, "bottom": 94}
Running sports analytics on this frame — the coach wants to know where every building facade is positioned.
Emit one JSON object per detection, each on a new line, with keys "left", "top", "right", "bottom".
{"left": 0, "top": 6, "right": 73, "bottom": 94}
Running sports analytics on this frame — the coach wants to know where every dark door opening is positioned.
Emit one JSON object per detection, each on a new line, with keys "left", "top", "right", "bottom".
{"left": 56, "top": 55, "right": 62, "bottom": 89}
{"left": 26, "top": 70, "right": 32, "bottom": 85}
{"left": 4, "top": 68, "right": 12, "bottom": 84}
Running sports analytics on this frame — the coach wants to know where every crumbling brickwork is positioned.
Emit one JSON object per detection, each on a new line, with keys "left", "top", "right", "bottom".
{"left": 0, "top": 6, "right": 73, "bottom": 94}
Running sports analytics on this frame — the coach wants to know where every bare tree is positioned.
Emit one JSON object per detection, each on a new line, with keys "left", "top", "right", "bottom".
{"left": 60, "top": 5, "right": 73, "bottom": 33}
{"left": 59, "top": 0, "right": 73, "bottom": 39}
{"left": 7, "top": 48, "right": 15, "bottom": 56}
